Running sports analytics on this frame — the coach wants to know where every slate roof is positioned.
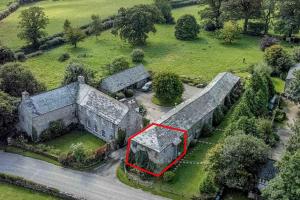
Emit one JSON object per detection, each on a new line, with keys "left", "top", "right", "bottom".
{"left": 286, "top": 64, "right": 300, "bottom": 80}
{"left": 23, "top": 83, "right": 78, "bottom": 117}
{"left": 100, "top": 65, "right": 150, "bottom": 93}
{"left": 77, "top": 84, "right": 129, "bottom": 124}
{"left": 23, "top": 81, "right": 129, "bottom": 125}
{"left": 133, "top": 72, "right": 240, "bottom": 152}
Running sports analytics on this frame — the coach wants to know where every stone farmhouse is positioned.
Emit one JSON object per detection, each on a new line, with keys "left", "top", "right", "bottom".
{"left": 285, "top": 63, "right": 300, "bottom": 93}
{"left": 19, "top": 76, "right": 143, "bottom": 142}
{"left": 130, "top": 72, "right": 241, "bottom": 173}
{"left": 100, "top": 65, "right": 150, "bottom": 94}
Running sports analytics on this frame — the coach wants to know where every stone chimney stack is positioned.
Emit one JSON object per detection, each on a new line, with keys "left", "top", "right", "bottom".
{"left": 78, "top": 76, "right": 85, "bottom": 84}
{"left": 22, "top": 91, "right": 29, "bottom": 101}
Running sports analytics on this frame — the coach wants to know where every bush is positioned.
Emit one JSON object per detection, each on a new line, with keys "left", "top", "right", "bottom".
{"left": 203, "top": 20, "right": 217, "bottom": 32}
{"left": 142, "top": 117, "right": 150, "bottom": 127}
{"left": 105, "top": 56, "right": 129, "bottom": 75}
{"left": 131, "top": 49, "right": 145, "bottom": 63}
{"left": 125, "top": 89, "right": 134, "bottom": 98}
{"left": 175, "top": 14, "right": 200, "bottom": 40}
{"left": 274, "top": 108, "right": 286, "bottom": 122}
{"left": 163, "top": 171, "right": 175, "bottom": 182}
{"left": 40, "top": 120, "right": 66, "bottom": 142}
{"left": 217, "top": 20, "right": 241, "bottom": 44}
{"left": 14, "top": 52, "right": 26, "bottom": 62}
{"left": 0, "top": 45, "right": 15, "bottom": 64}
{"left": 260, "top": 36, "right": 279, "bottom": 51}
{"left": 292, "top": 47, "right": 300, "bottom": 62}
{"left": 247, "top": 22, "right": 264, "bottom": 36}
{"left": 115, "top": 92, "right": 125, "bottom": 100}
{"left": 199, "top": 174, "right": 218, "bottom": 196}
{"left": 39, "top": 37, "right": 66, "bottom": 50}
{"left": 58, "top": 53, "right": 70, "bottom": 62}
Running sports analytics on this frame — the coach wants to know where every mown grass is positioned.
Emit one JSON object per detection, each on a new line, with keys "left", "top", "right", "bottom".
{"left": 0, "top": 0, "right": 11, "bottom": 11}
{"left": 0, "top": 182, "right": 58, "bottom": 200}
{"left": 0, "top": 0, "right": 152, "bottom": 49}
{"left": 44, "top": 130, "right": 106, "bottom": 153}
{"left": 22, "top": 5, "right": 265, "bottom": 89}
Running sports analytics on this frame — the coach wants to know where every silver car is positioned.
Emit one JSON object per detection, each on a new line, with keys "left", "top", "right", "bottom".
{"left": 141, "top": 81, "right": 152, "bottom": 92}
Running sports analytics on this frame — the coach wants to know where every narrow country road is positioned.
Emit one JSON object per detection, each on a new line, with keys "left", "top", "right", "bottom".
{"left": 0, "top": 152, "right": 167, "bottom": 200}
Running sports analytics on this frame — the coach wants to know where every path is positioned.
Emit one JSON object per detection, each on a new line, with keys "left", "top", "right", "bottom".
{"left": 0, "top": 151, "right": 167, "bottom": 200}
{"left": 271, "top": 99, "right": 299, "bottom": 161}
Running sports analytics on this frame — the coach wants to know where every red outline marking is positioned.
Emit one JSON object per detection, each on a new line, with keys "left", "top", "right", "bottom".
{"left": 125, "top": 123, "right": 188, "bottom": 177}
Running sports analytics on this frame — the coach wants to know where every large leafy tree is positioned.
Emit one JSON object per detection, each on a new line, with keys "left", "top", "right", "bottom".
{"left": 205, "top": 134, "right": 269, "bottom": 191}
{"left": 62, "top": 62, "right": 95, "bottom": 85}
{"left": 222, "top": 0, "right": 263, "bottom": 33}
{"left": 275, "top": 0, "right": 300, "bottom": 37}
{"left": 0, "top": 63, "right": 46, "bottom": 97}
{"left": 65, "top": 26, "right": 85, "bottom": 48}
{"left": 105, "top": 56, "right": 130, "bottom": 75}
{"left": 286, "top": 71, "right": 300, "bottom": 102}
{"left": 153, "top": 72, "right": 184, "bottom": 103}
{"left": 18, "top": 7, "right": 49, "bottom": 47}
{"left": 175, "top": 14, "right": 200, "bottom": 40}
{"left": 0, "top": 92, "right": 19, "bottom": 140}
{"left": 200, "top": 0, "right": 224, "bottom": 29}
{"left": 217, "top": 20, "right": 241, "bottom": 44}
{"left": 0, "top": 45, "right": 15, "bottom": 65}
{"left": 261, "top": 0, "right": 276, "bottom": 34}
{"left": 262, "top": 150, "right": 300, "bottom": 200}
{"left": 90, "top": 14, "right": 103, "bottom": 40}
{"left": 112, "top": 5, "right": 164, "bottom": 46}
{"left": 154, "top": 0, "right": 174, "bottom": 24}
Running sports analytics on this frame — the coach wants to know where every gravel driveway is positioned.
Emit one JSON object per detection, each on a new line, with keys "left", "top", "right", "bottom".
{"left": 135, "top": 84, "right": 202, "bottom": 122}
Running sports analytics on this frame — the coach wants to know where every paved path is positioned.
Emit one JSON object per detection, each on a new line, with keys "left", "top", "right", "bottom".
{"left": 0, "top": 152, "right": 166, "bottom": 200}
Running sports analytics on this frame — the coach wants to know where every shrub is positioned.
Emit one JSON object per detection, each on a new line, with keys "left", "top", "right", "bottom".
{"left": 199, "top": 174, "right": 218, "bottom": 196}
{"left": 274, "top": 108, "right": 286, "bottom": 122}
{"left": 70, "top": 142, "right": 87, "bottom": 163}
{"left": 0, "top": 45, "right": 15, "bottom": 64}
{"left": 116, "top": 129, "right": 126, "bottom": 148}
{"left": 292, "top": 47, "right": 300, "bottom": 62}
{"left": 125, "top": 89, "right": 134, "bottom": 98}
{"left": 14, "top": 52, "right": 26, "bottom": 62}
{"left": 203, "top": 20, "right": 217, "bottom": 32}
{"left": 260, "top": 36, "right": 279, "bottom": 51}
{"left": 58, "top": 53, "right": 70, "bottom": 62}
{"left": 105, "top": 56, "right": 129, "bottom": 75}
{"left": 218, "top": 20, "right": 241, "bottom": 44}
{"left": 163, "top": 171, "right": 175, "bottom": 182}
{"left": 175, "top": 14, "right": 200, "bottom": 40}
{"left": 40, "top": 120, "right": 66, "bottom": 142}
{"left": 115, "top": 92, "right": 125, "bottom": 100}
{"left": 131, "top": 49, "right": 145, "bottom": 63}
{"left": 39, "top": 37, "right": 66, "bottom": 50}
{"left": 142, "top": 117, "right": 150, "bottom": 127}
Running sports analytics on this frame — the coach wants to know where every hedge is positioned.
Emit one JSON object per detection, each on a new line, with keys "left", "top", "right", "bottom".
{"left": 0, "top": 173, "right": 85, "bottom": 200}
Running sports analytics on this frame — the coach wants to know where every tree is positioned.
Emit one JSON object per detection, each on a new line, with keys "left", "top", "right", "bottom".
{"left": 105, "top": 56, "right": 129, "bottom": 75}
{"left": 62, "top": 62, "right": 95, "bottom": 85}
{"left": 65, "top": 27, "right": 85, "bottom": 48}
{"left": 222, "top": 0, "right": 262, "bottom": 33}
{"left": 154, "top": 0, "right": 174, "bottom": 24}
{"left": 264, "top": 45, "right": 294, "bottom": 74}
{"left": 285, "top": 71, "right": 300, "bottom": 102}
{"left": 200, "top": 0, "right": 224, "bottom": 29}
{"left": 116, "top": 129, "right": 127, "bottom": 148}
{"left": 112, "top": 5, "right": 164, "bottom": 46}
{"left": 70, "top": 143, "right": 87, "bottom": 163}
{"left": 153, "top": 72, "right": 184, "bottom": 103}
{"left": 0, "top": 45, "right": 15, "bottom": 65}
{"left": 261, "top": 0, "right": 276, "bottom": 34}
{"left": 286, "top": 120, "right": 300, "bottom": 154}
{"left": 63, "top": 19, "right": 71, "bottom": 32}
{"left": 217, "top": 20, "right": 241, "bottom": 44}
{"left": 90, "top": 14, "right": 103, "bottom": 39}
{"left": 131, "top": 48, "right": 145, "bottom": 63}
{"left": 175, "top": 14, "right": 200, "bottom": 40}
{"left": 274, "top": 0, "right": 300, "bottom": 38}
{"left": 0, "top": 91, "right": 19, "bottom": 140}
{"left": 292, "top": 47, "right": 300, "bottom": 62}
{"left": 18, "top": 7, "right": 49, "bottom": 47}
{"left": 0, "top": 63, "right": 46, "bottom": 97}
{"left": 262, "top": 150, "right": 300, "bottom": 200}
{"left": 205, "top": 134, "right": 269, "bottom": 191}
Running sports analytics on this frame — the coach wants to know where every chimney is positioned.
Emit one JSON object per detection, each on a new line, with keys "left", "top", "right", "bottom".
{"left": 22, "top": 91, "right": 29, "bottom": 101}
{"left": 78, "top": 76, "right": 85, "bottom": 84}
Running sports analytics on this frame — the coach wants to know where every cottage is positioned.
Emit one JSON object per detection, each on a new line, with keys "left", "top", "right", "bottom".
{"left": 100, "top": 64, "right": 150, "bottom": 94}
{"left": 19, "top": 76, "right": 143, "bottom": 142}
{"left": 130, "top": 72, "right": 241, "bottom": 173}
{"left": 285, "top": 64, "right": 300, "bottom": 93}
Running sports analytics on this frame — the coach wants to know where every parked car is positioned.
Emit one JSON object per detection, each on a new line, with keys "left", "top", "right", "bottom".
{"left": 142, "top": 81, "right": 152, "bottom": 92}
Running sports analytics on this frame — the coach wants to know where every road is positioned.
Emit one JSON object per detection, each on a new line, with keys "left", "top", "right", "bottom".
{"left": 0, "top": 152, "right": 166, "bottom": 200}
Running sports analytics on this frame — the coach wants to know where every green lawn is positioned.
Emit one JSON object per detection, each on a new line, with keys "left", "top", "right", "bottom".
{"left": 22, "top": 5, "right": 264, "bottom": 89}
{"left": 0, "top": 182, "right": 58, "bottom": 200}
{"left": 44, "top": 131, "right": 106, "bottom": 153}
{"left": 0, "top": 0, "right": 12, "bottom": 11}
{"left": 0, "top": 0, "right": 152, "bottom": 49}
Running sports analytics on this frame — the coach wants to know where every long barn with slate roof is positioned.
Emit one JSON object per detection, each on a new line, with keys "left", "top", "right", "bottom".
{"left": 100, "top": 64, "right": 150, "bottom": 94}
{"left": 19, "top": 76, "right": 143, "bottom": 142}
{"left": 130, "top": 72, "right": 241, "bottom": 172}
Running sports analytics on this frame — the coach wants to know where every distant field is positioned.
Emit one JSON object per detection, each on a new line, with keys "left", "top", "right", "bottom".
{"left": 0, "top": 182, "right": 58, "bottom": 200}
{"left": 0, "top": 0, "right": 152, "bottom": 49}
{"left": 23, "top": 5, "right": 265, "bottom": 89}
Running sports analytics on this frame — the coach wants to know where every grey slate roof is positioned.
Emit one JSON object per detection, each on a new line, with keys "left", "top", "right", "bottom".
{"left": 287, "top": 64, "right": 300, "bottom": 80}
{"left": 23, "top": 83, "right": 78, "bottom": 117}
{"left": 77, "top": 84, "right": 129, "bottom": 125}
{"left": 100, "top": 65, "right": 150, "bottom": 93}
{"left": 133, "top": 72, "right": 240, "bottom": 152}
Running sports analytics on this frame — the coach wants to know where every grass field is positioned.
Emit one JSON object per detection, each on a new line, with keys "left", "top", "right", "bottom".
{"left": 0, "top": 0, "right": 151, "bottom": 49}
{"left": 0, "top": 0, "right": 11, "bottom": 11}
{"left": 44, "top": 130, "right": 106, "bottom": 153}
{"left": 0, "top": 182, "right": 58, "bottom": 200}
{"left": 22, "top": 5, "right": 265, "bottom": 89}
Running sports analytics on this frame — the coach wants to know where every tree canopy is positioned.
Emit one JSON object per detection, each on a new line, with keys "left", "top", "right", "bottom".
{"left": 90, "top": 14, "right": 103, "bottom": 39}
{"left": 0, "top": 45, "right": 15, "bottom": 65}
{"left": 154, "top": 0, "right": 174, "bottom": 24}
{"left": 175, "top": 14, "right": 200, "bottom": 40}
{"left": 105, "top": 56, "right": 130, "bottom": 75}
{"left": 62, "top": 62, "right": 95, "bottom": 85}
